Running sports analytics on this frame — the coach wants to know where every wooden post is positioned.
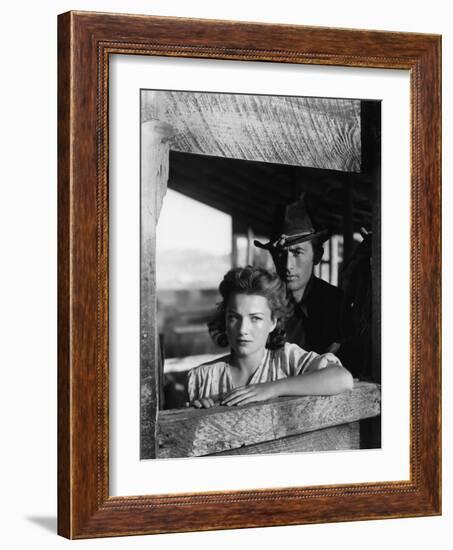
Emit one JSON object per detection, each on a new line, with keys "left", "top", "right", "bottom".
{"left": 246, "top": 226, "right": 254, "bottom": 265}
{"left": 342, "top": 179, "right": 354, "bottom": 265}
{"left": 140, "top": 120, "right": 175, "bottom": 459}
{"left": 232, "top": 218, "right": 249, "bottom": 267}
{"left": 360, "top": 100, "right": 381, "bottom": 383}
{"left": 360, "top": 100, "right": 381, "bottom": 448}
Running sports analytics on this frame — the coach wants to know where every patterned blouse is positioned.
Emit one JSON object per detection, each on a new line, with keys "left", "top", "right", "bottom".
{"left": 187, "top": 342, "right": 333, "bottom": 402}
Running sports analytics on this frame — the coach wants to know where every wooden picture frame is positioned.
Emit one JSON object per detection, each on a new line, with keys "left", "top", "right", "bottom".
{"left": 58, "top": 10, "right": 441, "bottom": 539}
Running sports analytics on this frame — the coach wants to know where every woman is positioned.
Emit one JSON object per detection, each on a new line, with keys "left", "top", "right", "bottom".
{"left": 188, "top": 266, "right": 353, "bottom": 408}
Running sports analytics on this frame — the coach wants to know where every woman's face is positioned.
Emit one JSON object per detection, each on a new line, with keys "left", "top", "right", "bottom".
{"left": 225, "top": 293, "right": 277, "bottom": 357}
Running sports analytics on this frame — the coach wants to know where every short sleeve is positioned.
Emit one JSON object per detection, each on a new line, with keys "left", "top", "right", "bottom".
{"left": 303, "top": 352, "right": 343, "bottom": 374}
{"left": 283, "top": 343, "right": 321, "bottom": 376}
{"left": 187, "top": 368, "right": 200, "bottom": 402}
{"left": 186, "top": 355, "right": 231, "bottom": 402}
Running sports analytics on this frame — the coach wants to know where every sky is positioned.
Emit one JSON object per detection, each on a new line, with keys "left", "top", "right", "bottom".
{"left": 156, "top": 189, "right": 232, "bottom": 256}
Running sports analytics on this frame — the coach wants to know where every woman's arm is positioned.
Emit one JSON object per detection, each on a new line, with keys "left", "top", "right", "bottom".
{"left": 275, "top": 363, "right": 353, "bottom": 396}
{"left": 221, "top": 362, "right": 353, "bottom": 407}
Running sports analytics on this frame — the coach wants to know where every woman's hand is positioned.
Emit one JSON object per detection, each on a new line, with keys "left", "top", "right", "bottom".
{"left": 221, "top": 382, "right": 278, "bottom": 407}
{"left": 191, "top": 397, "right": 216, "bottom": 408}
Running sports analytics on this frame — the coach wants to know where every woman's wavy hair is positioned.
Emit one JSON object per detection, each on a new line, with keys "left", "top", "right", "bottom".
{"left": 208, "top": 266, "right": 289, "bottom": 350}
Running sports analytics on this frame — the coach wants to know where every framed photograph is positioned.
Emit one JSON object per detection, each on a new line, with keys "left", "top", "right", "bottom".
{"left": 58, "top": 11, "right": 441, "bottom": 538}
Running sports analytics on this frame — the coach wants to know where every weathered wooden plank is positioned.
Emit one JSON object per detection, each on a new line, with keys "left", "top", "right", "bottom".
{"left": 209, "top": 422, "right": 360, "bottom": 456}
{"left": 142, "top": 91, "right": 361, "bottom": 172}
{"left": 156, "top": 381, "right": 380, "bottom": 458}
{"left": 140, "top": 120, "right": 175, "bottom": 458}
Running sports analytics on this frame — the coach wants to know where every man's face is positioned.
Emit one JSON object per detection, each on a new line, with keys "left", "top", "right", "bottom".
{"left": 273, "top": 241, "right": 315, "bottom": 296}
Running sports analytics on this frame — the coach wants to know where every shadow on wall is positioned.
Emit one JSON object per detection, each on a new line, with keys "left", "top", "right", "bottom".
{"left": 26, "top": 516, "right": 57, "bottom": 534}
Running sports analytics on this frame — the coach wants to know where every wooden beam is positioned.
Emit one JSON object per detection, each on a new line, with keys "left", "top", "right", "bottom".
{"left": 209, "top": 422, "right": 360, "bottom": 455}
{"left": 143, "top": 91, "right": 361, "bottom": 172}
{"left": 156, "top": 381, "right": 380, "bottom": 458}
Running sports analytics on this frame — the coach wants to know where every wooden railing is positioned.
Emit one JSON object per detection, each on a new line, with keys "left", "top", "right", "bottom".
{"left": 156, "top": 381, "right": 380, "bottom": 458}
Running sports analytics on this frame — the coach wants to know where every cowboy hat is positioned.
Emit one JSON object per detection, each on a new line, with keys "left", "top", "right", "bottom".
{"left": 254, "top": 194, "right": 329, "bottom": 251}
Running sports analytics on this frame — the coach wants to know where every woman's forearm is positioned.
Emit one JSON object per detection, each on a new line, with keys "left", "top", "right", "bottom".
{"left": 272, "top": 365, "right": 353, "bottom": 397}
{"left": 220, "top": 365, "right": 354, "bottom": 407}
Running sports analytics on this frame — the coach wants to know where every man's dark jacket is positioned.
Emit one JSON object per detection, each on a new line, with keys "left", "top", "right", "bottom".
{"left": 285, "top": 275, "right": 344, "bottom": 354}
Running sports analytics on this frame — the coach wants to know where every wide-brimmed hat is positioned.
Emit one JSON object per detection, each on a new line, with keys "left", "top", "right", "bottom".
{"left": 254, "top": 194, "right": 329, "bottom": 251}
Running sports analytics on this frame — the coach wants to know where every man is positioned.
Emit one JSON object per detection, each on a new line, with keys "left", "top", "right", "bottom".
{"left": 254, "top": 194, "right": 344, "bottom": 354}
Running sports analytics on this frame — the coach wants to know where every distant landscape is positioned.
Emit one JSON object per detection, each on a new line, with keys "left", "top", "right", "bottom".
{"left": 156, "top": 248, "right": 231, "bottom": 290}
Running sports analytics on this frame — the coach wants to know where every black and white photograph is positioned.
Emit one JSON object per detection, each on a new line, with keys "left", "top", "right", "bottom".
{"left": 140, "top": 89, "right": 381, "bottom": 459}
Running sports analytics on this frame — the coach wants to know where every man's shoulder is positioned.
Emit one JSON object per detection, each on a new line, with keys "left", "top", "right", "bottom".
{"left": 310, "top": 276, "right": 343, "bottom": 300}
